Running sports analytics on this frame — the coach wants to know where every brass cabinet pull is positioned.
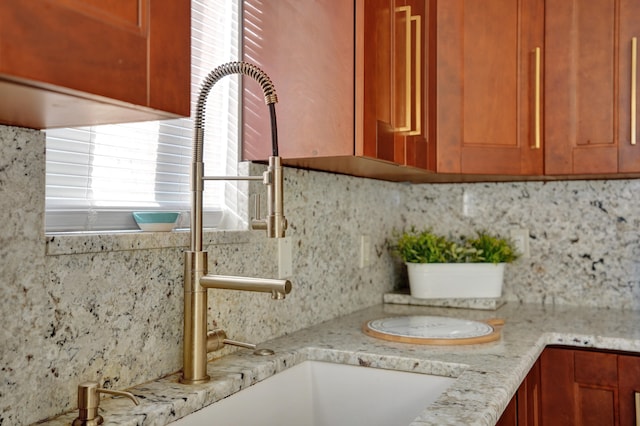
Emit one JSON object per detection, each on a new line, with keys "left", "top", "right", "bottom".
{"left": 533, "top": 47, "right": 541, "bottom": 149}
{"left": 635, "top": 391, "right": 640, "bottom": 426}
{"left": 408, "top": 11, "right": 422, "bottom": 136}
{"left": 395, "top": 6, "right": 411, "bottom": 133}
{"left": 632, "top": 37, "right": 637, "bottom": 145}
{"left": 395, "top": 5, "right": 421, "bottom": 136}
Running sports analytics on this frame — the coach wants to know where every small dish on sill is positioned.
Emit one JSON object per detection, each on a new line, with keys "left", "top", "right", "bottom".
{"left": 132, "top": 212, "right": 179, "bottom": 232}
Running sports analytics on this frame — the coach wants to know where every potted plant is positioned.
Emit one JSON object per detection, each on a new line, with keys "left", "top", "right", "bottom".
{"left": 392, "top": 228, "right": 519, "bottom": 299}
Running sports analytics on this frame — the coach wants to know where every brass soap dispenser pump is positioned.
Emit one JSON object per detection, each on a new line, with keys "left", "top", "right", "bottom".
{"left": 73, "top": 381, "right": 139, "bottom": 425}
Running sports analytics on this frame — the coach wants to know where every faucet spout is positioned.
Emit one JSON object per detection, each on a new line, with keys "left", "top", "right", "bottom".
{"left": 200, "top": 274, "right": 292, "bottom": 299}
{"left": 191, "top": 61, "right": 286, "bottom": 252}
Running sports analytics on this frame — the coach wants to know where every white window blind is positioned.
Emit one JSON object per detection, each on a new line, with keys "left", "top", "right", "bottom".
{"left": 45, "top": 0, "right": 240, "bottom": 232}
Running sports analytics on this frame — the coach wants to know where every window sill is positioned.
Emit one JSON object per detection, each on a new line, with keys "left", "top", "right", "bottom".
{"left": 45, "top": 228, "right": 252, "bottom": 256}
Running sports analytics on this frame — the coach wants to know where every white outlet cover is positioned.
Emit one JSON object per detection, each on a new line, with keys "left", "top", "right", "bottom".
{"left": 509, "top": 228, "right": 530, "bottom": 258}
{"left": 360, "top": 235, "right": 371, "bottom": 268}
{"left": 278, "top": 237, "right": 293, "bottom": 278}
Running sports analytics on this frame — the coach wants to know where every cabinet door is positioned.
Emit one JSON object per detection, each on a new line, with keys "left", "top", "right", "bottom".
{"left": 541, "top": 347, "right": 619, "bottom": 426}
{"left": 519, "top": 358, "right": 541, "bottom": 426}
{"left": 241, "top": 0, "right": 355, "bottom": 160}
{"left": 0, "top": 0, "right": 190, "bottom": 128}
{"left": 496, "top": 358, "right": 541, "bottom": 426}
{"left": 436, "top": 0, "right": 544, "bottom": 175}
{"left": 544, "top": 0, "right": 638, "bottom": 175}
{"left": 618, "top": 354, "right": 640, "bottom": 426}
{"left": 1, "top": 0, "right": 147, "bottom": 105}
{"left": 243, "top": 0, "right": 432, "bottom": 172}
{"left": 362, "top": 0, "right": 433, "bottom": 170}
{"left": 617, "top": 0, "right": 640, "bottom": 172}
{"left": 497, "top": 396, "right": 518, "bottom": 426}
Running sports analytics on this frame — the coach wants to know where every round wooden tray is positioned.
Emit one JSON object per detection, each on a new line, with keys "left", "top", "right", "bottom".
{"left": 362, "top": 316, "right": 505, "bottom": 345}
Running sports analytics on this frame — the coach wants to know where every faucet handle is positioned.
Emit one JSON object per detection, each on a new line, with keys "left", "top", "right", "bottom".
{"left": 223, "top": 338, "right": 257, "bottom": 350}
{"left": 206, "top": 329, "right": 258, "bottom": 352}
{"left": 206, "top": 328, "right": 228, "bottom": 352}
{"left": 267, "top": 156, "right": 287, "bottom": 238}
{"left": 206, "top": 329, "right": 275, "bottom": 356}
{"left": 73, "top": 381, "right": 139, "bottom": 426}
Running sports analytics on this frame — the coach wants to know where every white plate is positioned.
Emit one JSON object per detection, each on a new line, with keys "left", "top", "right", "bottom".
{"left": 366, "top": 316, "right": 494, "bottom": 340}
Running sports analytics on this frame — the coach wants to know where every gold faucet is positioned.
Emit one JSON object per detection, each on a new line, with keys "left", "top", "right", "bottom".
{"left": 73, "top": 381, "right": 139, "bottom": 426}
{"left": 181, "top": 62, "right": 291, "bottom": 385}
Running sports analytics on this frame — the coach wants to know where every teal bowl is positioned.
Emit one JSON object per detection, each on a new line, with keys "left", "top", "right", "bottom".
{"left": 132, "top": 212, "right": 179, "bottom": 232}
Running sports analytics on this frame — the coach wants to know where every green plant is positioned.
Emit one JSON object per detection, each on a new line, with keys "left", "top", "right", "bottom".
{"left": 392, "top": 228, "right": 519, "bottom": 264}
{"left": 466, "top": 231, "right": 519, "bottom": 264}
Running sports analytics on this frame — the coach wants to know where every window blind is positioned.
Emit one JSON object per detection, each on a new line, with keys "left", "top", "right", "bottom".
{"left": 45, "top": 0, "right": 239, "bottom": 232}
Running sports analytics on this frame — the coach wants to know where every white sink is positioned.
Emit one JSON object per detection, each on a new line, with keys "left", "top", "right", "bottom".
{"left": 171, "top": 360, "right": 455, "bottom": 426}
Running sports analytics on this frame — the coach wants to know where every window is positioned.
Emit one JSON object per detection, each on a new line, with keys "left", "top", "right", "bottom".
{"left": 45, "top": 0, "right": 240, "bottom": 232}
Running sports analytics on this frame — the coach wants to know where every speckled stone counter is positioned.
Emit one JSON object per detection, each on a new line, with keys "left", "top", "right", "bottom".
{"left": 41, "top": 302, "right": 640, "bottom": 426}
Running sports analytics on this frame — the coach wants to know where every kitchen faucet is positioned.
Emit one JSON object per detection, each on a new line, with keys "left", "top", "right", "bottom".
{"left": 181, "top": 62, "right": 291, "bottom": 385}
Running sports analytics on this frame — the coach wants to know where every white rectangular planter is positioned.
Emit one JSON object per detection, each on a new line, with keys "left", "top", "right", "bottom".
{"left": 406, "top": 262, "right": 505, "bottom": 299}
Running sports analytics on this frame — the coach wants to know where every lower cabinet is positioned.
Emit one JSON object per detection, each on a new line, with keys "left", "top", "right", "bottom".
{"left": 619, "top": 354, "right": 640, "bottom": 425}
{"left": 496, "top": 358, "right": 541, "bottom": 426}
{"left": 540, "top": 346, "right": 640, "bottom": 426}
{"left": 498, "top": 347, "right": 640, "bottom": 426}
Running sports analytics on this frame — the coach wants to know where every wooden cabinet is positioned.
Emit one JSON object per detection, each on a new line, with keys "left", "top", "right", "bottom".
{"left": 497, "top": 358, "right": 541, "bottom": 426}
{"left": 541, "top": 347, "right": 618, "bottom": 425}
{"left": 618, "top": 0, "right": 640, "bottom": 173}
{"left": 242, "top": 0, "right": 640, "bottom": 182}
{"left": 618, "top": 354, "right": 640, "bottom": 425}
{"left": 0, "top": 0, "right": 190, "bottom": 129}
{"left": 435, "top": 0, "right": 544, "bottom": 175}
{"left": 436, "top": 0, "right": 640, "bottom": 178}
{"left": 498, "top": 396, "right": 519, "bottom": 426}
{"left": 241, "top": 0, "right": 355, "bottom": 160}
{"left": 241, "top": 0, "right": 436, "bottom": 182}
{"left": 540, "top": 346, "right": 640, "bottom": 426}
{"left": 545, "top": 0, "right": 640, "bottom": 175}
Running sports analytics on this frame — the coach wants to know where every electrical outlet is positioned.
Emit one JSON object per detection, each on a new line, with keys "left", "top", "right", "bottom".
{"left": 278, "top": 237, "right": 293, "bottom": 278}
{"left": 510, "top": 228, "right": 530, "bottom": 258}
{"left": 359, "top": 235, "right": 371, "bottom": 269}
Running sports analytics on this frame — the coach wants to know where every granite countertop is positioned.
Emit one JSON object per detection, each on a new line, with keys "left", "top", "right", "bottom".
{"left": 43, "top": 302, "right": 640, "bottom": 426}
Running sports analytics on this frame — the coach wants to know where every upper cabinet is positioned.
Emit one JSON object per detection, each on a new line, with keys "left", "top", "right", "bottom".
{"left": 438, "top": 0, "right": 640, "bottom": 177}
{"left": 241, "top": 0, "right": 436, "bottom": 182}
{"left": 545, "top": 0, "right": 640, "bottom": 175}
{"left": 435, "top": 0, "right": 544, "bottom": 175}
{"left": 242, "top": 0, "right": 640, "bottom": 182}
{"left": 241, "top": 0, "right": 355, "bottom": 160}
{"left": 437, "top": 0, "right": 640, "bottom": 178}
{"left": 0, "top": 0, "right": 190, "bottom": 129}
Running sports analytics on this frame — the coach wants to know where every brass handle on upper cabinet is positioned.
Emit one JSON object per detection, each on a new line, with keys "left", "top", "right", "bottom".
{"left": 533, "top": 47, "right": 541, "bottom": 149}
{"left": 408, "top": 12, "right": 422, "bottom": 136}
{"left": 632, "top": 37, "right": 637, "bottom": 145}
{"left": 635, "top": 391, "right": 640, "bottom": 425}
{"left": 395, "top": 5, "right": 421, "bottom": 136}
